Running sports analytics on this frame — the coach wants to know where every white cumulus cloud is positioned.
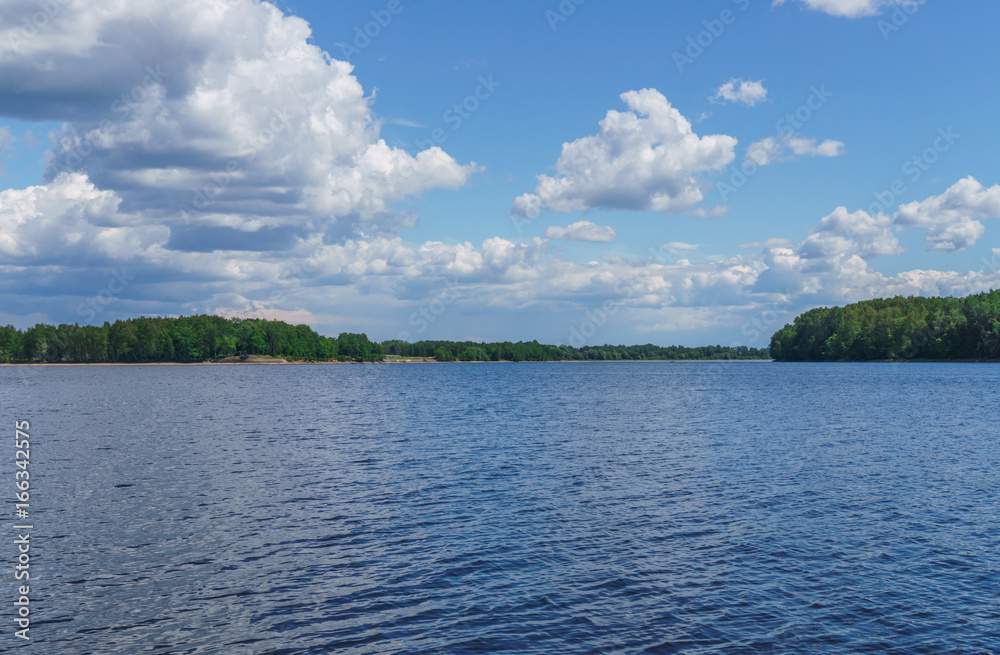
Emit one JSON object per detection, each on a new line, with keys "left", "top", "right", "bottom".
{"left": 544, "top": 221, "right": 618, "bottom": 243}
{"left": 771, "top": 0, "right": 914, "bottom": 18}
{"left": 0, "top": 0, "right": 475, "bottom": 239}
{"left": 512, "top": 89, "right": 737, "bottom": 219}
{"left": 894, "top": 176, "right": 1000, "bottom": 252}
{"left": 692, "top": 205, "right": 730, "bottom": 218}
{"left": 0, "top": 172, "right": 168, "bottom": 262}
{"left": 803, "top": 207, "right": 902, "bottom": 258}
{"left": 746, "top": 134, "right": 845, "bottom": 166}
{"left": 789, "top": 136, "right": 845, "bottom": 158}
{"left": 712, "top": 79, "right": 768, "bottom": 107}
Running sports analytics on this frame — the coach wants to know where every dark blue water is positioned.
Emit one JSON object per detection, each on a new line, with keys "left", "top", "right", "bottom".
{"left": 2, "top": 362, "right": 998, "bottom": 654}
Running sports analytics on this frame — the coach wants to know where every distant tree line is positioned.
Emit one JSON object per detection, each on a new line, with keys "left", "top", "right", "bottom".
{"left": 0, "top": 315, "right": 384, "bottom": 363}
{"left": 769, "top": 290, "right": 1000, "bottom": 362}
{"left": 383, "top": 340, "right": 769, "bottom": 362}
{"left": 0, "top": 314, "right": 772, "bottom": 364}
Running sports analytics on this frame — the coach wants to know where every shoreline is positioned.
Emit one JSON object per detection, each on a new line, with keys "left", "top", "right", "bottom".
{"left": 0, "top": 359, "right": 776, "bottom": 367}
{"left": 5, "top": 355, "right": 991, "bottom": 367}
{"left": 7, "top": 358, "right": 1000, "bottom": 366}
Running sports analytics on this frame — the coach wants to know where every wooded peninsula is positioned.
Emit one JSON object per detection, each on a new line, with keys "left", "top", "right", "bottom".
{"left": 770, "top": 289, "right": 1000, "bottom": 362}
{"left": 0, "top": 314, "right": 770, "bottom": 364}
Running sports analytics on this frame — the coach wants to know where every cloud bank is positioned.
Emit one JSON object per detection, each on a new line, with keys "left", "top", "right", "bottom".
{"left": 0, "top": 0, "right": 474, "bottom": 243}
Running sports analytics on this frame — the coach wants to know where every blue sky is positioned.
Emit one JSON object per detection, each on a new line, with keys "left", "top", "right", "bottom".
{"left": 1, "top": 0, "right": 999, "bottom": 348}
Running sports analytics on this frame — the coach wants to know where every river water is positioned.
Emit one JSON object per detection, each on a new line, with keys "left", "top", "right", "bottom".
{"left": 2, "top": 362, "right": 997, "bottom": 653}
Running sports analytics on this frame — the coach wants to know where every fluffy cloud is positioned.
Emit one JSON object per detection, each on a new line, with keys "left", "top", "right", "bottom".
{"left": 811, "top": 207, "right": 902, "bottom": 257}
{"left": 753, "top": 212, "right": 887, "bottom": 300}
{"left": 746, "top": 134, "right": 845, "bottom": 166}
{"left": 512, "top": 89, "right": 737, "bottom": 218}
{"left": 692, "top": 205, "right": 730, "bottom": 218}
{"left": 0, "top": 0, "right": 474, "bottom": 239}
{"left": 512, "top": 193, "right": 542, "bottom": 220}
{"left": 789, "top": 137, "right": 845, "bottom": 158}
{"left": 894, "top": 177, "right": 1000, "bottom": 252}
{"left": 712, "top": 79, "right": 768, "bottom": 107}
{"left": 745, "top": 138, "right": 783, "bottom": 166}
{"left": 771, "top": 0, "right": 914, "bottom": 18}
{"left": 0, "top": 172, "right": 168, "bottom": 263}
{"left": 544, "top": 221, "right": 618, "bottom": 243}
{"left": 659, "top": 242, "right": 700, "bottom": 255}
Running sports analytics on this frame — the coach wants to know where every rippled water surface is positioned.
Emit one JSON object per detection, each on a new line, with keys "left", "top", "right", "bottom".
{"left": 2, "top": 362, "right": 999, "bottom": 654}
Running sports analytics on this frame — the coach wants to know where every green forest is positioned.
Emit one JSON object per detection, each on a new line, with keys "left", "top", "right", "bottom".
{"left": 383, "top": 340, "right": 769, "bottom": 362}
{"left": 770, "top": 289, "right": 1000, "bottom": 361}
{"left": 0, "top": 314, "right": 770, "bottom": 364}
{"left": 0, "top": 315, "right": 384, "bottom": 363}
